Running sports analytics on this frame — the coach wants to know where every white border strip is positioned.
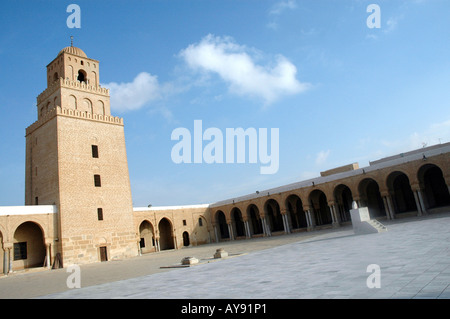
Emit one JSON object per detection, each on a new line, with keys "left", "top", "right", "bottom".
{"left": 0, "top": 205, "right": 57, "bottom": 216}
{"left": 134, "top": 204, "right": 210, "bottom": 212}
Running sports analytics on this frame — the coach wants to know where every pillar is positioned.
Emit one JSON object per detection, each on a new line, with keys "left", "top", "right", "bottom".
{"left": 213, "top": 225, "right": 219, "bottom": 243}
{"left": 2, "top": 249, "right": 7, "bottom": 275}
{"left": 244, "top": 220, "right": 251, "bottom": 238}
{"left": 227, "top": 222, "right": 234, "bottom": 241}
{"left": 305, "top": 209, "right": 315, "bottom": 231}
{"left": 173, "top": 235, "right": 178, "bottom": 250}
{"left": 8, "top": 247, "right": 12, "bottom": 273}
{"left": 329, "top": 203, "right": 340, "bottom": 228}
{"left": 281, "top": 209, "right": 290, "bottom": 234}
{"left": 413, "top": 190, "right": 422, "bottom": 216}
{"left": 137, "top": 241, "right": 142, "bottom": 256}
{"left": 45, "top": 244, "right": 51, "bottom": 269}
{"left": 262, "top": 217, "right": 271, "bottom": 236}
{"left": 382, "top": 196, "right": 391, "bottom": 220}
{"left": 417, "top": 189, "right": 428, "bottom": 215}
{"left": 385, "top": 194, "right": 395, "bottom": 220}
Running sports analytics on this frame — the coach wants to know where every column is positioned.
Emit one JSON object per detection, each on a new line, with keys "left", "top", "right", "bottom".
{"left": 138, "top": 241, "right": 142, "bottom": 256}
{"left": 45, "top": 244, "right": 51, "bottom": 269}
{"left": 213, "top": 225, "right": 219, "bottom": 243}
{"left": 2, "top": 249, "right": 7, "bottom": 275}
{"left": 387, "top": 195, "right": 395, "bottom": 219}
{"left": 262, "top": 217, "right": 271, "bottom": 236}
{"left": 417, "top": 189, "right": 428, "bottom": 215}
{"left": 173, "top": 235, "right": 178, "bottom": 250}
{"left": 244, "top": 220, "right": 251, "bottom": 238}
{"left": 329, "top": 205, "right": 336, "bottom": 224}
{"left": 413, "top": 190, "right": 423, "bottom": 216}
{"left": 305, "top": 209, "right": 315, "bottom": 231}
{"left": 8, "top": 247, "right": 12, "bottom": 273}
{"left": 227, "top": 222, "right": 234, "bottom": 240}
{"left": 329, "top": 203, "right": 340, "bottom": 228}
{"left": 281, "top": 209, "right": 290, "bottom": 234}
{"left": 382, "top": 196, "right": 391, "bottom": 220}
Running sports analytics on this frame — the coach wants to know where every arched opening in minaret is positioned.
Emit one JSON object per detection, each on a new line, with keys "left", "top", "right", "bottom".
{"left": 77, "top": 70, "right": 87, "bottom": 83}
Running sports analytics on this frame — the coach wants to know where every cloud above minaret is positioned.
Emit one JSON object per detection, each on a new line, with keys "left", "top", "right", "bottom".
{"left": 104, "top": 72, "right": 162, "bottom": 113}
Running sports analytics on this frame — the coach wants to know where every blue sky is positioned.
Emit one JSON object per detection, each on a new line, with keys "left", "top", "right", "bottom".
{"left": 1, "top": 0, "right": 450, "bottom": 207}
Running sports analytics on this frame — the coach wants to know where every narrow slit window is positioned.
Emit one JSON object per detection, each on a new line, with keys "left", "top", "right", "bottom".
{"left": 92, "top": 145, "right": 99, "bottom": 158}
{"left": 94, "top": 174, "right": 101, "bottom": 187}
{"left": 97, "top": 208, "right": 103, "bottom": 221}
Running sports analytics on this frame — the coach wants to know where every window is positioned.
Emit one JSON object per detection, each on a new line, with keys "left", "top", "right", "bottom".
{"left": 94, "top": 174, "right": 101, "bottom": 187}
{"left": 14, "top": 242, "right": 27, "bottom": 260}
{"left": 97, "top": 208, "right": 103, "bottom": 221}
{"left": 77, "top": 70, "right": 86, "bottom": 83}
{"left": 198, "top": 218, "right": 203, "bottom": 227}
{"left": 35, "top": 197, "right": 38, "bottom": 205}
{"left": 183, "top": 220, "right": 187, "bottom": 226}
{"left": 91, "top": 145, "right": 99, "bottom": 158}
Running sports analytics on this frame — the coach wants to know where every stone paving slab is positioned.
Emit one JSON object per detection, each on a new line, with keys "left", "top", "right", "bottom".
{"left": 40, "top": 213, "right": 450, "bottom": 299}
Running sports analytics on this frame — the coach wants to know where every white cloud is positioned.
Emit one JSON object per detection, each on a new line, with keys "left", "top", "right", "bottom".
{"left": 406, "top": 119, "right": 450, "bottom": 149}
{"left": 179, "top": 34, "right": 309, "bottom": 105}
{"left": 269, "top": 0, "right": 297, "bottom": 16}
{"left": 353, "top": 119, "right": 450, "bottom": 166}
{"left": 104, "top": 72, "right": 162, "bottom": 113}
{"left": 315, "top": 150, "right": 330, "bottom": 166}
{"left": 383, "top": 15, "right": 402, "bottom": 34}
{"left": 267, "top": 0, "right": 297, "bottom": 29}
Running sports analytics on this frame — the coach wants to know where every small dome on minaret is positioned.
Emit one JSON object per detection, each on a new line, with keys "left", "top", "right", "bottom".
{"left": 58, "top": 46, "right": 87, "bottom": 58}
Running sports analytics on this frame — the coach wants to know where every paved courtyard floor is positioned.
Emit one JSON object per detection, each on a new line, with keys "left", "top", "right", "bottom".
{"left": 1, "top": 212, "right": 449, "bottom": 299}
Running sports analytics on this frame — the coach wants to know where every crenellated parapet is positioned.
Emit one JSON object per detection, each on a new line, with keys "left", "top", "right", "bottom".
{"left": 26, "top": 106, "right": 123, "bottom": 136}
{"left": 37, "top": 78, "right": 110, "bottom": 105}
{"left": 56, "top": 106, "right": 122, "bottom": 124}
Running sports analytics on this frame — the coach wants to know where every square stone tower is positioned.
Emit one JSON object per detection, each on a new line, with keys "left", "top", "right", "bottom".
{"left": 25, "top": 44, "right": 139, "bottom": 265}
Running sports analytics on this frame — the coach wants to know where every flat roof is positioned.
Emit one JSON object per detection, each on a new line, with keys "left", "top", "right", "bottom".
{"left": 133, "top": 204, "right": 210, "bottom": 212}
{"left": 0, "top": 205, "right": 57, "bottom": 216}
{"left": 209, "top": 142, "right": 450, "bottom": 208}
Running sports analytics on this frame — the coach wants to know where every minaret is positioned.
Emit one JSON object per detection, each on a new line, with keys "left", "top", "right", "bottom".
{"left": 25, "top": 42, "right": 138, "bottom": 265}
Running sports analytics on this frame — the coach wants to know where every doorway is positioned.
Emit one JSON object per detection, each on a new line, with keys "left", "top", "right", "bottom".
{"left": 99, "top": 246, "right": 108, "bottom": 262}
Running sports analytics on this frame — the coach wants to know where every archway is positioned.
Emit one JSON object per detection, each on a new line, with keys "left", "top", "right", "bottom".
{"left": 247, "top": 204, "right": 263, "bottom": 236}
{"left": 77, "top": 69, "right": 87, "bottom": 83}
{"left": 182, "top": 231, "right": 190, "bottom": 247}
{"left": 231, "top": 208, "right": 245, "bottom": 238}
{"left": 13, "top": 222, "right": 46, "bottom": 270}
{"left": 139, "top": 220, "right": 155, "bottom": 254}
{"left": 387, "top": 172, "right": 416, "bottom": 214}
{"left": 285, "top": 194, "right": 307, "bottom": 229}
{"left": 158, "top": 218, "right": 174, "bottom": 250}
{"left": 309, "top": 190, "right": 332, "bottom": 226}
{"left": 264, "top": 199, "right": 284, "bottom": 232}
{"left": 216, "top": 211, "right": 229, "bottom": 239}
{"left": 418, "top": 164, "right": 450, "bottom": 209}
{"left": 334, "top": 184, "right": 353, "bottom": 222}
{"left": 358, "top": 178, "right": 386, "bottom": 218}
